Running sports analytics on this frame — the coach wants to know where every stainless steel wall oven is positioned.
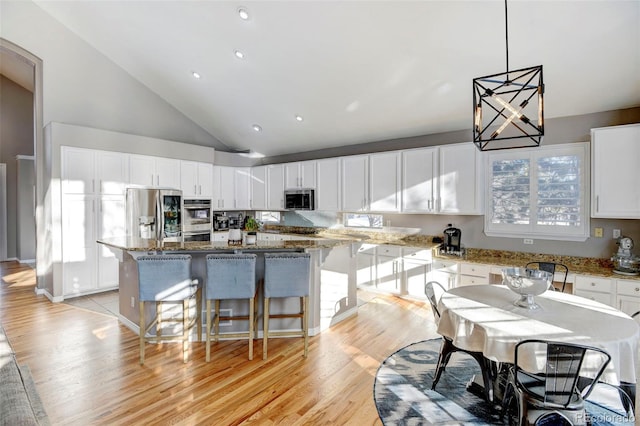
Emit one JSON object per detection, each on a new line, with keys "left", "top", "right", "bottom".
{"left": 183, "top": 199, "right": 212, "bottom": 241}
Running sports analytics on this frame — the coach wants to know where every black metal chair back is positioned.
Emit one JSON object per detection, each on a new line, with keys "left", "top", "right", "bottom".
{"left": 525, "top": 262, "right": 569, "bottom": 292}
{"left": 424, "top": 281, "right": 446, "bottom": 321}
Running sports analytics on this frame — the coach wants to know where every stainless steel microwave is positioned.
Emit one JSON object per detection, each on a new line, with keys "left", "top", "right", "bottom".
{"left": 284, "top": 189, "right": 315, "bottom": 210}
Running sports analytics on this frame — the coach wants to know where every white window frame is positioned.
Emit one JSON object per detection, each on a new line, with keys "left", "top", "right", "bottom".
{"left": 484, "top": 142, "right": 590, "bottom": 241}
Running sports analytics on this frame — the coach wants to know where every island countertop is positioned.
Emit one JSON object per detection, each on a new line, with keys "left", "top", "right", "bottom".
{"left": 97, "top": 236, "right": 354, "bottom": 252}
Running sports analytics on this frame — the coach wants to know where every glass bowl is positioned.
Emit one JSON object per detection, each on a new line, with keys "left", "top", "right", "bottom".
{"left": 501, "top": 267, "right": 553, "bottom": 310}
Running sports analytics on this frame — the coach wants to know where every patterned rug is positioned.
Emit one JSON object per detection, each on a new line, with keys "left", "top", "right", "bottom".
{"left": 373, "top": 338, "right": 635, "bottom": 425}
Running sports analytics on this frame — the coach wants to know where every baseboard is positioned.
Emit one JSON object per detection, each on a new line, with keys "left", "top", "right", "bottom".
{"left": 37, "top": 287, "right": 64, "bottom": 303}
{"left": 18, "top": 258, "right": 36, "bottom": 264}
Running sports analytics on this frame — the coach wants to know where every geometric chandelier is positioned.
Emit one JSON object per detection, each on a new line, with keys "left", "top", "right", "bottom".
{"left": 473, "top": 0, "right": 544, "bottom": 151}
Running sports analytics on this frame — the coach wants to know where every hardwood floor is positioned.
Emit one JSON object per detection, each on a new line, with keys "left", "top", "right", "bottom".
{"left": 0, "top": 261, "right": 438, "bottom": 425}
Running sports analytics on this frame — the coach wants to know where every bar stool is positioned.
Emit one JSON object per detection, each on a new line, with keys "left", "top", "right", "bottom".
{"left": 205, "top": 253, "right": 257, "bottom": 361}
{"left": 136, "top": 254, "right": 201, "bottom": 365}
{"left": 262, "top": 252, "right": 311, "bottom": 360}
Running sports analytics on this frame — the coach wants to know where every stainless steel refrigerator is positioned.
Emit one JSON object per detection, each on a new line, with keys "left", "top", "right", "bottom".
{"left": 125, "top": 187, "right": 183, "bottom": 242}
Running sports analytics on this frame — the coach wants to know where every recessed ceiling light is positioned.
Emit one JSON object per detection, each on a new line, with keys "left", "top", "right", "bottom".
{"left": 192, "top": 71, "right": 201, "bottom": 79}
{"left": 295, "top": 115, "right": 304, "bottom": 122}
{"left": 252, "top": 124, "right": 262, "bottom": 132}
{"left": 237, "top": 7, "right": 249, "bottom": 20}
{"left": 234, "top": 50, "right": 245, "bottom": 59}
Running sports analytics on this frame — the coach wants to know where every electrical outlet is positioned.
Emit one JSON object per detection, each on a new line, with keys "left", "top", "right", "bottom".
{"left": 523, "top": 238, "right": 534, "bottom": 245}
{"left": 594, "top": 227, "right": 603, "bottom": 238}
{"left": 130, "top": 296, "right": 135, "bottom": 308}
{"left": 613, "top": 229, "right": 621, "bottom": 239}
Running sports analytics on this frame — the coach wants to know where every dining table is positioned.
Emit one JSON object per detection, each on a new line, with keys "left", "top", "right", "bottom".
{"left": 436, "top": 284, "right": 640, "bottom": 403}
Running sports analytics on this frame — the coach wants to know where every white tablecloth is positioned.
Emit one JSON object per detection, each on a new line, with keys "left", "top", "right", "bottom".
{"left": 437, "top": 285, "right": 640, "bottom": 384}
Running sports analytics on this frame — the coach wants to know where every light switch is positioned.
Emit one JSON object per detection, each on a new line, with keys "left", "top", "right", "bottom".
{"left": 594, "top": 228, "right": 603, "bottom": 238}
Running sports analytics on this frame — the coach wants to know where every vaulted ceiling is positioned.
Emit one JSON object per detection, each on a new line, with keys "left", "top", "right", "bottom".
{"left": 25, "top": 1, "right": 640, "bottom": 156}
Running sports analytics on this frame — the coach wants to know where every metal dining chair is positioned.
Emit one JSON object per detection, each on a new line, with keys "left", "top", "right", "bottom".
{"left": 525, "top": 262, "right": 569, "bottom": 292}
{"left": 501, "top": 339, "right": 611, "bottom": 425}
{"left": 136, "top": 254, "right": 202, "bottom": 365}
{"left": 425, "top": 281, "right": 495, "bottom": 402}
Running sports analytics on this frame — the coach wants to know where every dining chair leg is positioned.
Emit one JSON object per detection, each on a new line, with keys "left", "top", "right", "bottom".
{"left": 206, "top": 299, "right": 212, "bottom": 362}
{"left": 432, "top": 338, "right": 455, "bottom": 390}
{"left": 263, "top": 297, "right": 270, "bottom": 360}
{"left": 139, "top": 301, "right": 146, "bottom": 365}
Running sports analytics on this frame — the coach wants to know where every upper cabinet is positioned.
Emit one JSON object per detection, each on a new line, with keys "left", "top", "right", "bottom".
{"left": 402, "top": 147, "right": 437, "bottom": 213}
{"left": 212, "top": 166, "right": 235, "bottom": 210}
{"left": 369, "top": 151, "right": 401, "bottom": 212}
{"left": 129, "top": 154, "right": 181, "bottom": 189}
{"left": 267, "top": 164, "right": 285, "bottom": 210}
{"left": 438, "top": 143, "right": 484, "bottom": 215}
{"left": 591, "top": 124, "right": 640, "bottom": 219}
{"left": 341, "top": 155, "right": 369, "bottom": 212}
{"left": 234, "top": 167, "right": 251, "bottom": 210}
{"left": 180, "top": 160, "right": 213, "bottom": 199}
{"left": 62, "top": 147, "right": 129, "bottom": 195}
{"left": 316, "top": 158, "right": 341, "bottom": 211}
{"left": 285, "top": 161, "right": 316, "bottom": 189}
{"left": 250, "top": 166, "right": 267, "bottom": 210}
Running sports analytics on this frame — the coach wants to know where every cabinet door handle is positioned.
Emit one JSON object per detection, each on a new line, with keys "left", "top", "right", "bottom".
{"left": 596, "top": 195, "right": 599, "bottom": 212}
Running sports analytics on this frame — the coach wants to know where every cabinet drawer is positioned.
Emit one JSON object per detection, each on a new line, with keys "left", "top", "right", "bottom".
{"left": 460, "top": 263, "right": 491, "bottom": 278}
{"left": 574, "top": 275, "right": 612, "bottom": 293}
{"left": 402, "top": 248, "right": 432, "bottom": 262}
{"left": 616, "top": 280, "right": 640, "bottom": 297}
{"left": 377, "top": 245, "right": 402, "bottom": 257}
{"left": 432, "top": 261, "right": 458, "bottom": 274}
{"left": 458, "top": 275, "right": 485, "bottom": 286}
{"left": 574, "top": 290, "right": 612, "bottom": 306}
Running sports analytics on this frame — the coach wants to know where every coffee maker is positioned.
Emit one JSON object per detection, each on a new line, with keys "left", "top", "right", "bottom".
{"left": 442, "top": 224, "right": 462, "bottom": 255}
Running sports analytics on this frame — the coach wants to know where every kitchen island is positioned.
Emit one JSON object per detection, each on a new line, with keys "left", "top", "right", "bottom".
{"left": 97, "top": 236, "right": 358, "bottom": 339}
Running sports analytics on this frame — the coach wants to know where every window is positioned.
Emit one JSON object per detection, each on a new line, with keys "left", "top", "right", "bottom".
{"left": 255, "top": 211, "right": 281, "bottom": 223}
{"left": 485, "top": 143, "right": 589, "bottom": 241}
{"left": 344, "top": 213, "right": 383, "bottom": 228}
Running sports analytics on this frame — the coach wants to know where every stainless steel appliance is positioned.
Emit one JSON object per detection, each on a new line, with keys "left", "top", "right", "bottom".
{"left": 284, "top": 189, "right": 315, "bottom": 210}
{"left": 213, "top": 214, "right": 229, "bottom": 231}
{"left": 183, "top": 199, "right": 212, "bottom": 242}
{"left": 611, "top": 236, "right": 640, "bottom": 275}
{"left": 441, "top": 224, "right": 463, "bottom": 255}
{"left": 125, "top": 187, "right": 183, "bottom": 242}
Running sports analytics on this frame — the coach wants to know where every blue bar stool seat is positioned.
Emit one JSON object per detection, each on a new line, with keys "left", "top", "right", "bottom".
{"left": 205, "top": 254, "right": 257, "bottom": 361}
{"left": 136, "top": 254, "right": 201, "bottom": 365}
{"left": 263, "top": 252, "right": 311, "bottom": 360}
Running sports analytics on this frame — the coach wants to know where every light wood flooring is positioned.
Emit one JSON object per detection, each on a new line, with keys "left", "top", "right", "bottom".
{"left": 0, "top": 261, "right": 438, "bottom": 425}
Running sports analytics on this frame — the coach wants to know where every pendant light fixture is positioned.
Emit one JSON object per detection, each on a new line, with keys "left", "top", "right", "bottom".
{"left": 473, "top": 0, "right": 544, "bottom": 151}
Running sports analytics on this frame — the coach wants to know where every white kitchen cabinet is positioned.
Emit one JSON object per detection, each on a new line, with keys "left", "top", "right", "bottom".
{"left": 212, "top": 232, "right": 229, "bottom": 242}
{"left": 591, "top": 124, "right": 640, "bottom": 218}
{"left": 129, "top": 154, "right": 181, "bottom": 188}
{"left": 62, "top": 147, "right": 129, "bottom": 195}
{"left": 341, "top": 155, "right": 369, "bottom": 211}
{"left": 401, "top": 147, "right": 438, "bottom": 213}
{"left": 375, "top": 245, "right": 403, "bottom": 294}
{"left": 616, "top": 279, "right": 640, "bottom": 316}
{"left": 402, "top": 247, "right": 432, "bottom": 298}
{"left": 234, "top": 167, "right": 251, "bottom": 209}
{"left": 285, "top": 161, "right": 316, "bottom": 189}
{"left": 212, "top": 166, "right": 235, "bottom": 210}
{"left": 438, "top": 143, "right": 484, "bottom": 214}
{"left": 315, "top": 158, "right": 341, "bottom": 211}
{"left": 427, "top": 259, "right": 458, "bottom": 290}
{"left": 369, "top": 151, "right": 401, "bottom": 212}
{"left": 458, "top": 262, "right": 491, "bottom": 286}
{"left": 250, "top": 166, "right": 267, "bottom": 210}
{"left": 180, "top": 161, "right": 213, "bottom": 199}
{"left": 62, "top": 194, "right": 123, "bottom": 296}
{"left": 356, "top": 243, "right": 376, "bottom": 287}
{"left": 267, "top": 164, "right": 285, "bottom": 210}
{"left": 573, "top": 275, "right": 615, "bottom": 306}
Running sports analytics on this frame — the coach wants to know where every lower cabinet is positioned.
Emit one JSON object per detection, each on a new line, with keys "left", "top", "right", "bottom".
{"left": 427, "top": 259, "right": 458, "bottom": 290}
{"left": 573, "top": 275, "right": 615, "bottom": 306}
{"left": 375, "top": 245, "right": 403, "bottom": 294}
{"left": 403, "top": 248, "right": 432, "bottom": 298}
{"left": 62, "top": 194, "right": 124, "bottom": 297}
{"left": 458, "top": 262, "right": 491, "bottom": 287}
{"left": 616, "top": 279, "right": 640, "bottom": 316}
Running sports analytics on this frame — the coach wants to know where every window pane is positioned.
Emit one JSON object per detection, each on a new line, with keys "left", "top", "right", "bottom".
{"left": 536, "top": 155, "right": 581, "bottom": 227}
{"left": 490, "top": 159, "right": 530, "bottom": 225}
{"left": 345, "top": 213, "right": 383, "bottom": 228}
{"left": 255, "top": 211, "right": 280, "bottom": 223}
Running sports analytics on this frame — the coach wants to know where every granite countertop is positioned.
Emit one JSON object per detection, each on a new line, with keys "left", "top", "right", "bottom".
{"left": 97, "top": 236, "right": 352, "bottom": 252}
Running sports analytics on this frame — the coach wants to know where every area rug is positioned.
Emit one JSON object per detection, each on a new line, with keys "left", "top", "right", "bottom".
{"left": 373, "top": 338, "right": 634, "bottom": 425}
